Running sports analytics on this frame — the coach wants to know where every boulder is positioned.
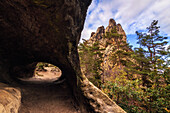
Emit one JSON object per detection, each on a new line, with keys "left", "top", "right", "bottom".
{"left": 0, "top": 83, "right": 21, "bottom": 113}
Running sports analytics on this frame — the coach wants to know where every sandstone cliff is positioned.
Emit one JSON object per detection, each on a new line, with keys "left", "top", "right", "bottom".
{"left": 87, "top": 19, "right": 127, "bottom": 77}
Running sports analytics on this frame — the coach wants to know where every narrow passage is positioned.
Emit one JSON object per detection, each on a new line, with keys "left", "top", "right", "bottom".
{"left": 18, "top": 65, "right": 80, "bottom": 113}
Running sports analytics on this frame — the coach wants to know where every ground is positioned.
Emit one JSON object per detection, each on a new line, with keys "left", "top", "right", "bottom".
{"left": 20, "top": 67, "right": 62, "bottom": 84}
{"left": 18, "top": 67, "right": 80, "bottom": 113}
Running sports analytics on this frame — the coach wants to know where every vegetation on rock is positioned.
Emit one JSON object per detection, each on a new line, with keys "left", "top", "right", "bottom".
{"left": 79, "top": 40, "right": 105, "bottom": 88}
{"left": 79, "top": 19, "right": 170, "bottom": 113}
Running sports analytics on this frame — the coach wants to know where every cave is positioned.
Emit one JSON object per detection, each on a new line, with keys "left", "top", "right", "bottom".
{"left": 12, "top": 63, "right": 78, "bottom": 113}
{"left": 0, "top": 0, "right": 125, "bottom": 113}
{"left": 16, "top": 62, "right": 62, "bottom": 84}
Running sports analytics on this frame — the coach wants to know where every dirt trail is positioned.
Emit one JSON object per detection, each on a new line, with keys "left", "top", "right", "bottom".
{"left": 18, "top": 67, "right": 80, "bottom": 113}
{"left": 19, "top": 67, "right": 61, "bottom": 84}
{"left": 18, "top": 82, "right": 79, "bottom": 113}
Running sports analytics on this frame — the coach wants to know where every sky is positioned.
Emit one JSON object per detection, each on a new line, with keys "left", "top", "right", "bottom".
{"left": 80, "top": 0, "right": 170, "bottom": 48}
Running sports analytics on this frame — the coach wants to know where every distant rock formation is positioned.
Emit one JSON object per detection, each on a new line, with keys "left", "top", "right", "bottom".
{"left": 88, "top": 18, "right": 126, "bottom": 45}
{"left": 87, "top": 18, "right": 127, "bottom": 76}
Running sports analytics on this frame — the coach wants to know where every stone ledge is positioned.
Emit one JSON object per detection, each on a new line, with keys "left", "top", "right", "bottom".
{"left": 80, "top": 75, "right": 126, "bottom": 113}
{"left": 0, "top": 83, "right": 21, "bottom": 113}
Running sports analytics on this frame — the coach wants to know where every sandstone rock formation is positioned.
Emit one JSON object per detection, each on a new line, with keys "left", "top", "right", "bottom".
{"left": 87, "top": 18, "right": 127, "bottom": 77}
{"left": 0, "top": 1, "right": 125, "bottom": 112}
{"left": 0, "top": 83, "right": 21, "bottom": 113}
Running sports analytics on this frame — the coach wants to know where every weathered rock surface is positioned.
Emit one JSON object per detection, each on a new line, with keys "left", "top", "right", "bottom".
{"left": 0, "top": 1, "right": 125, "bottom": 113}
{"left": 0, "top": 83, "right": 21, "bottom": 113}
{"left": 87, "top": 18, "right": 127, "bottom": 77}
{"left": 11, "top": 63, "right": 37, "bottom": 79}
{"left": 80, "top": 75, "right": 126, "bottom": 113}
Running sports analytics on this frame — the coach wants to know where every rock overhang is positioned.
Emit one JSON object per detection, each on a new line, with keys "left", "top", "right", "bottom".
{"left": 0, "top": 0, "right": 126, "bottom": 112}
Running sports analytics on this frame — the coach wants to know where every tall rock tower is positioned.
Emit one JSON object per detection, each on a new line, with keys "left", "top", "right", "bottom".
{"left": 87, "top": 18, "right": 127, "bottom": 77}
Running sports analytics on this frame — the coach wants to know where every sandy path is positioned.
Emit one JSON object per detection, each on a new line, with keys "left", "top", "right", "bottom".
{"left": 18, "top": 82, "right": 79, "bottom": 113}
{"left": 18, "top": 67, "right": 80, "bottom": 113}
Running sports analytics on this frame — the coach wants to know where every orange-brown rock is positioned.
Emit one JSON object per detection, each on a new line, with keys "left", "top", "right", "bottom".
{"left": 0, "top": 83, "right": 21, "bottom": 113}
{"left": 87, "top": 18, "right": 127, "bottom": 77}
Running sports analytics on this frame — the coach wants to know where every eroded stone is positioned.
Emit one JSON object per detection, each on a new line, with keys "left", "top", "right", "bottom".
{"left": 0, "top": 83, "right": 21, "bottom": 113}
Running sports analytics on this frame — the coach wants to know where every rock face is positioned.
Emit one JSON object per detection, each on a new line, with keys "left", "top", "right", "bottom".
{"left": 0, "top": 1, "right": 125, "bottom": 113}
{"left": 87, "top": 18, "right": 127, "bottom": 76}
{"left": 0, "top": 83, "right": 21, "bottom": 113}
{"left": 88, "top": 19, "right": 126, "bottom": 45}
{"left": 11, "top": 63, "right": 38, "bottom": 79}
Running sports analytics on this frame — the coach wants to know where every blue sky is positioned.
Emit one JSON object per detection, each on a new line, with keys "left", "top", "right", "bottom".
{"left": 80, "top": 0, "right": 170, "bottom": 48}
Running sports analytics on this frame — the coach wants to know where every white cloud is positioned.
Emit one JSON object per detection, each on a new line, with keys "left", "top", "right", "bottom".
{"left": 81, "top": 0, "right": 170, "bottom": 42}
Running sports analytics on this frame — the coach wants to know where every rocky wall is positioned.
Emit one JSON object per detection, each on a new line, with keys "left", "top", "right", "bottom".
{"left": 0, "top": 0, "right": 126, "bottom": 112}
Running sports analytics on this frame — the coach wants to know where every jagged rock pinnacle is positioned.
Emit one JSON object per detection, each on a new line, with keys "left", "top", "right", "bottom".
{"left": 91, "top": 32, "right": 95, "bottom": 37}
{"left": 109, "top": 18, "right": 116, "bottom": 26}
{"left": 106, "top": 18, "right": 116, "bottom": 32}
{"left": 90, "top": 26, "right": 105, "bottom": 40}
{"left": 96, "top": 26, "right": 105, "bottom": 34}
{"left": 87, "top": 18, "right": 127, "bottom": 49}
{"left": 117, "top": 23, "right": 126, "bottom": 41}
{"left": 117, "top": 23, "right": 124, "bottom": 32}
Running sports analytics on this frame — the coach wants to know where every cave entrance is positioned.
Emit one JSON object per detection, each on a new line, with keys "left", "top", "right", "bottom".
{"left": 16, "top": 62, "right": 79, "bottom": 113}
{"left": 19, "top": 62, "right": 62, "bottom": 84}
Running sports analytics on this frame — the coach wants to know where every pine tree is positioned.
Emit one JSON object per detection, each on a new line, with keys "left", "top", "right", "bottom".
{"left": 136, "top": 20, "right": 168, "bottom": 84}
{"left": 133, "top": 48, "right": 152, "bottom": 87}
{"left": 79, "top": 39, "right": 104, "bottom": 89}
{"left": 135, "top": 20, "right": 169, "bottom": 112}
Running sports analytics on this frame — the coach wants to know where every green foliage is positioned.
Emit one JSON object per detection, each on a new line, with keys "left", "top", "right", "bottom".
{"left": 79, "top": 39, "right": 105, "bottom": 88}
{"left": 136, "top": 20, "right": 168, "bottom": 69}
{"left": 135, "top": 20, "right": 169, "bottom": 86}
{"left": 79, "top": 20, "right": 169, "bottom": 113}
{"left": 102, "top": 69, "right": 145, "bottom": 113}
{"left": 102, "top": 73, "right": 170, "bottom": 113}
{"left": 102, "top": 20, "right": 170, "bottom": 113}
{"left": 36, "top": 62, "right": 48, "bottom": 71}
{"left": 105, "top": 26, "right": 133, "bottom": 69}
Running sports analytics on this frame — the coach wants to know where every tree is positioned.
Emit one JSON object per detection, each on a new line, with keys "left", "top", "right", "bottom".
{"left": 133, "top": 48, "right": 152, "bottom": 87}
{"left": 103, "top": 20, "right": 169, "bottom": 113}
{"left": 135, "top": 20, "right": 169, "bottom": 112}
{"left": 79, "top": 39, "right": 105, "bottom": 89}
{"left": 136, "top": 20, "right": 168, "bottom": 84}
